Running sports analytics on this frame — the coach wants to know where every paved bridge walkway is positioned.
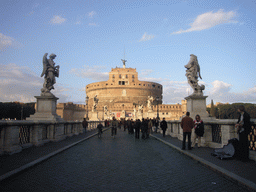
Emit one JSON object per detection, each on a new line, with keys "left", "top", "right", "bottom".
{"left": 0, "top": 128, "right": 256, "bottom": 191}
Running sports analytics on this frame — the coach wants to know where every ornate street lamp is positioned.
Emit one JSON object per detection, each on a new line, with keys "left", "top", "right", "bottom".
{"left": 86, "top": 96, "right": 89, "bottom": 120}
{"left": 156, "top": 96, "right": 159, "bottom": 120}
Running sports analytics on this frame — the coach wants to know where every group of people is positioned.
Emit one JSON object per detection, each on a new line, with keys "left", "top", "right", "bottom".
{"left": 181, "top": 105, "right": 251, "bottom": 162}
{"left": 126, "top": 117, "right": 167, "bottom": 139}
{"left": 181, "top": 112, "right": 205, "bottom": 150}
{"left": 88, "top": 105, "right": 251, "bottom": 161}
{"left": 97, "top": 117, "right": 168, "bottom": 139}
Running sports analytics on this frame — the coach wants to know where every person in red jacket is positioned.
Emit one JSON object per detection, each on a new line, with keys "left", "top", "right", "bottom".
{"left": 181, "top": 112, "right": 194, "bottom": 150}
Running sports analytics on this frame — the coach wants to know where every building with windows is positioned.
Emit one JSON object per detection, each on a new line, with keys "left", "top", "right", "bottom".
{"left": 57, "top": 62, "right": 186, "bottom": 121}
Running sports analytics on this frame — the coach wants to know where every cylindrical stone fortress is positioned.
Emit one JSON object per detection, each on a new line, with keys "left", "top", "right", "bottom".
{"left": 86, "top": 67, "right": 162, "bottom": 107}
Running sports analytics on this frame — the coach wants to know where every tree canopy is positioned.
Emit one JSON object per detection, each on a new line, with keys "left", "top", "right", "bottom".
{"left": 207, "top": 103, "right": 256, "bottom": 119}
{"left": 0, "top": 102, "right": 35, "bottom": 120}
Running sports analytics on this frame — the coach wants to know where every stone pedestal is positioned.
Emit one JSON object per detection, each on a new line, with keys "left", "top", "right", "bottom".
{"left": 90, "top": 112, "right": 99, "bottom": 121}
{"left": 27, "top": 95, "right": 63, "bottom": 121}
{"left": 185, "top": 95, "right": 209, "bottom": 120}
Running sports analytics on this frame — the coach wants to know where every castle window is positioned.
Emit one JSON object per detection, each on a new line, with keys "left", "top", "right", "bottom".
{"left": 106, "top": 83, "right": 108, "bottom": 85}
{"left": 132, "top": 79, "right": 134, "bottom": 82}
{"left": 126, "top": 75, "right": 128, "bottom": 78}
{"left": 132, "top": 75, "right": 134, "bottom": 78}
{"left": 143, "top": 84, "right": 145, "bottom": 86}
{"left": 119, "top": 81, "right": 125, "bottom": 85}
{"left": 139, "top": 84, "right": 141, "bottom": 86}
{"left": 119, "top": 74, "right": 121, "bottom": 78}
{"left": 112, "top": 75, "right": 115, "bottom": 78}
{"left": 158, "top": 86, "right": 160, "bottom": 88}
{"left": 166, "top": 112, "right": 168, "bottom": 115}
{"left": 152, "top": 84, "right": 155, "bottom": 87}
{"left": 112, "top": 79, "right": 115, "bottom": 82}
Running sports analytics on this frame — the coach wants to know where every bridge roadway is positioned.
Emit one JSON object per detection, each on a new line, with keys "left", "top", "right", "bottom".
{"left": 0, "top": 128, "right": 255, "bottom": 192}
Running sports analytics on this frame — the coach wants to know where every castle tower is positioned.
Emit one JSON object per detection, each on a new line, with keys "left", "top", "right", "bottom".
{"left": 85, "top": 62, "right": 163, "bottom": 119}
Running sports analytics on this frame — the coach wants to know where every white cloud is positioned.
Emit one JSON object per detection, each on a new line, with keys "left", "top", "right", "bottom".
{"left": 172, "top": 9, "right": 237, "bottom": 34}
{"left": 50, "top": 15, "right": 66, "bottom": 24}
{"left": 0, "top": 63, "right": 69, "bottom": 103}
{"left": 209, "top": 80, "right": 232, "bottom": 95}
{"left": 70, "top": 65, "right": 109, "bottom": 81}
{"left": 88, "top": 11, "right": 96, "bottom": 18}
{"left": 0, "top": 33, "right": 15, "bottom": 51}
{"left": 205, "top": 80, "right": 256, "bottom": 104}
{"left": 139, "top": 32, "right": 155, "bottom": 42}
{"left": 149, "top": 79, "right": 256, "bottom": 104}
{"left": 161, "top": 80, "right": 192, "bottom": 103}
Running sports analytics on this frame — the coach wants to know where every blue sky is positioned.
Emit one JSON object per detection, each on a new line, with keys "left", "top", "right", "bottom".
{"left": 1, "top": 0, "right": 256, "bottom": 105}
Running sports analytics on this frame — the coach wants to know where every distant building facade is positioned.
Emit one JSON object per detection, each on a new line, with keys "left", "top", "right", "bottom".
{"left": 57, "top": 63, "right": 187, "bottom": 121}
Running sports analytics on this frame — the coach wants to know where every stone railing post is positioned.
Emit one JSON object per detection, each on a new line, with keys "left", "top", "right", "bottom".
{"left": 2, "top": 125, "right": 22, "bottom": 154}
{"left": 31, "top": 123, "right": 39, "bottom": 146}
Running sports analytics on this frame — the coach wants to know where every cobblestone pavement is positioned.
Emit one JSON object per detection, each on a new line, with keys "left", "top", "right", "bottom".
{"left": 0, "top": 129, "right": 253, "bottom": 192}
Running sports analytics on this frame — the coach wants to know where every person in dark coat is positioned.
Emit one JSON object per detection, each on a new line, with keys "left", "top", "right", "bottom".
{"left": 235, "top": 105, "right": 251, "bottom": 161}
{"left": 181, "top": 112, "right": 194, "bottom": 150}
{"left": 160, "top": 118, "right": 168, "bottom": 137}
{"left": 155, "top": 118, "right": 159, "bottom": 133}
{"left": 127, "top": 119, "right": 132, "bottom": 134}
{"left": 135, "top": 119, "right": 141, "bottom": 139}
{"left": 192, "top": 115, "right": 204, "bottom": 148}
{"left": 82, "top": 118, "right": 88, "bottom": 133}
{"left": 141, "top": 118, "right": 148, "bottom": 139}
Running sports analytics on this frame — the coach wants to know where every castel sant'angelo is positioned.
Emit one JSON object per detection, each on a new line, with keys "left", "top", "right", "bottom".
{"left": 57, "top": 60, "right": 187, "bottom": 121}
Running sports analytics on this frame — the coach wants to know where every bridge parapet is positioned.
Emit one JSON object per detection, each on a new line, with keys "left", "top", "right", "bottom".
{"left": 0, "top": 120, "right": 103, "bottom": 155}
{"left": 166, "top": 119, "right": 256, "bottom": 151}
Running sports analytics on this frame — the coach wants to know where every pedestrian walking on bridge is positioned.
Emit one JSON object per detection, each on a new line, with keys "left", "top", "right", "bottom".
{"left": 135, "top": 119, "right": 141, "bottom": 139}
{"left": 111, "top": 117, "right": 118, "bottom": 138}
{"left": 160, "top": 118, "right": 167, "bottom": 137}
{"left": 141, "top": 118, "right": 148, "bottom": 139}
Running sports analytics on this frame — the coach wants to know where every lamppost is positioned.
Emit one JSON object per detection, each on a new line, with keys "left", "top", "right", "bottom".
{"left": 156, "top": 96, "right": 159, "bottom": 120}
{"left": 122, "top": 104, "right": 125, "bottom": 120}
{"left": 86, "top": 96, "right": 89, "bottom": 120}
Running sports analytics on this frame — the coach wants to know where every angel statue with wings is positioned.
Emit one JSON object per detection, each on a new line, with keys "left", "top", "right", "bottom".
{"left": 41, "top": 53, "right": 60, "bottom": 96}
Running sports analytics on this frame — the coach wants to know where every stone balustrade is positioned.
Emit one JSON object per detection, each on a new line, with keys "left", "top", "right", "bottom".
{"left": 165, "top": 119, "right": 256, "bottom": 149}
{"left": 0, "top": 120, "right": 103, "bottom": 155}
{"left": 1, "top": 119, "right": 255, "bottom": 156}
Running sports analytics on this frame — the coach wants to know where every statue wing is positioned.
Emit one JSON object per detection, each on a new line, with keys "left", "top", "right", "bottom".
{"left": 41, "top": 53, "right": 48, "bottom": 77}
{"left": 197, "top": 63, "right": 202, "bottom": 79}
